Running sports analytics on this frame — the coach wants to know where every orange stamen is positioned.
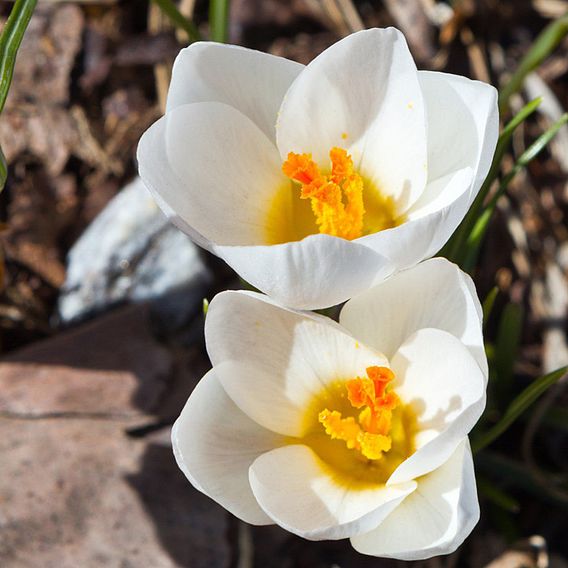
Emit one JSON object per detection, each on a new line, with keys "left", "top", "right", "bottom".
{"left": 318, "top": 366, "right": 400, "bottom": 460}
{"left": 282, "top": 148, "right": 365, "bottom": 240}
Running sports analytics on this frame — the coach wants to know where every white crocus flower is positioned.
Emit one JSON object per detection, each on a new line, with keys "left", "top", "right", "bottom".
{"left": 138, "top": 28, "right": 498, "bottom": 310}
{"left": 173, "top": 258, "right": 488, "bottom": 559}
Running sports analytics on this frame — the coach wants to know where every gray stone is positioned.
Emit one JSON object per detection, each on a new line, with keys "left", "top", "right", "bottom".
{"left": 58, "top": 177, "right": 211, "bottom": 327}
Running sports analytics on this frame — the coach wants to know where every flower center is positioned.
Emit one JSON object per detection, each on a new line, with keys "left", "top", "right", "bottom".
{"left": 318, "top": 366, "right": 399, "bottom": 460}
{"left": 282, "top": 148, "right": 364, "bottom": 240}
{"left": 297, "top": 365, "right": 416, "bottom": 487}
{"left": 266, "top": 146, "right": 404, "bottom": 245}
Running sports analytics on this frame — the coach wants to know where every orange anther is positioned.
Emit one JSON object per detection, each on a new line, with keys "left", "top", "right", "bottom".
{"left": 281, "top": 152, "right": 321, "bottom": 186}
{"left": 282, "top": 147, "right": 365, "bottom": 240}
{"left": 319, "top": 366, "right": 399, "bottom": 460}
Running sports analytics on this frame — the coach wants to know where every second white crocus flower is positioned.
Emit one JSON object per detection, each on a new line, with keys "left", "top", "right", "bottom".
{"left": 138, "top": 27, "right": 498, "bottom": 310}
{"left": 173, "top": 258, "right": 488, "bottom": 559}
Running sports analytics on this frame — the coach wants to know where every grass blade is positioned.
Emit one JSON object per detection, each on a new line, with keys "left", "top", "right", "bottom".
{"left": 517, "top": 112, "right": 568, "bottom": 166}
{"left": 0, "top": 146, "right": 6, "bottom": 192}
{"left": 442, "top": 98, "right": 541, "bottom": 265}
{"left": 482, "top": 286, "right": 499, "bottom": 329}
{"left": 477, "top": 476, "right": 520, "bottom": 513}
{"left": 461, "top": 112, "right": 568, "bottom": 271}
{"left": 535, "top": 406, "right": 568, "bottom": 434}
{"left": 494, "top": 302, "right": 524, "bottom": 405}
{"left": 0, "top": 0, "right": 37, "bottom": 113}
{"left": 472, "top": 366, "right": 568, "bottom": 453}
{"left": 476, "top": 451, "right": 568, "bottom": 510}
{"left": 487, "top": 97, "right": 542, "bottom": 190}
{"left": 150, "top": 0, "right": 200, "bottom": 43}
{"left": 209, "top": 0, "right": 230, "bottom": 43}
{"left": 0, "top": 0, "right": 37, "bottom": 190}
{"left": 499, "top": 14, "right": 568, "bottom": 114}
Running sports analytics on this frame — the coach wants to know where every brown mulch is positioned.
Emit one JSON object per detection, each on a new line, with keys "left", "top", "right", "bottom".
{"left": 0, "top": 1, "right": 567, "bottom": 567}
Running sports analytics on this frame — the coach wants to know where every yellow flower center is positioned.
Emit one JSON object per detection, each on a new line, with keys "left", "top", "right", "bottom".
{"left": 266, "top": 146, "right": 405, "bottom": 245}
{"left": 282, "top": 148, "right": 365, "bottom": 240}
{"left": 318, "top": 366, "right": 399, "bottom": 460}
{"left": 295, "top": 365, "right": 417, "bottom": 488}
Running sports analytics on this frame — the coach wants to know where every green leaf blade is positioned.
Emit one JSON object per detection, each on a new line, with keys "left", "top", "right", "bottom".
{"left": 482, "top": 287, "right": 499, "bottom": 329}
{"left": 441, "top": 98, "right": 541, "bottom": 266}
{"left": 150, "top": 0, "right": 200, "bottom": 43}
{"left": 0, "top": 0, "right": 38, "bottom": 191}
{"left": 459, "top": 112, "right": 568, "bottom": 271}
{"left": 499, "top": 14, "right": 568, "bottom": 114}
{"left": 472, "top": 366, "right": 568, "bottom": 453}
{"left": 494, "top": 302, "right": 524, "bottom": 403}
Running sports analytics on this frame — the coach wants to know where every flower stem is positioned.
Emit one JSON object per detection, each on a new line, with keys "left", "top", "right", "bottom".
{"left": 209, "top": 0, "right": 230, "bottom": 43}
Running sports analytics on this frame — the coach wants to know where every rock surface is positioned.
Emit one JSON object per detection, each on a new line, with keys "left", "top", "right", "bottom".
{"left": 58, "top": 177, "right": 211, "bottom": 327}
{"left": 0, "top": 305, "right": 171, "bottom": 417}
{"left": 0, "top": 303, "right": 229, "bottom": 568}
{"left": 0, "top": 418, "right": 230, "bottom": 568}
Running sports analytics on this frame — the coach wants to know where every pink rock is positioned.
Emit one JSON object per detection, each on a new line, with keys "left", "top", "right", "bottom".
{"left": 0, "top": 418, "right": 230, "bottom": 567}
{"left": 0, "top": 305, "right": 172, "bottom": 417}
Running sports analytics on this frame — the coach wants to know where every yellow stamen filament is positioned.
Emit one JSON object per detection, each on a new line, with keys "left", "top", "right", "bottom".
{"left": 282, "top": 148, "right": 365, "bottom": 240}
{"left": 318, "top": 366, "right": 400, "bottom": 460}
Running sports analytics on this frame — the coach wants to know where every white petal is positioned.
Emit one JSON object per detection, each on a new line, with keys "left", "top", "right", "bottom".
{"left": 249, "top": 444, "right": 417, "bottom": 540}
{"left": 214, "top": 168, "right": 471, "bottom": 311}
{"left": 206, "top": 291, "right": 389, "bottom": 436}
{"left": 167, "top": 42, "right": 303, "bottom": 142}
{"left": 406, "top": 167, "right": 473, "bottom": 219}
{"left": 388, "top": 329, "right": 486, "bottom": 484}
{"left": 277, "top": 28, "right": 427, "bottom": 210}
{"left": 357, "top": 167, "right": 473, "bottom": 269}
{"left": 419, "top": 71, "right": 498, "bottom": 203}
{"left": 214, "top": 234, "right": 393, "bottom": 310}
{"left": 172, "top": 368, "right": 283, "bottom": 525}
{"left": 340, "top": 258, "right": 487, "bottom": 376}
{"left": 351, "top": 440, "right": 479, "bottom": 560}
{"left": 138, "top": 102, "right": 287, "bottom": 247}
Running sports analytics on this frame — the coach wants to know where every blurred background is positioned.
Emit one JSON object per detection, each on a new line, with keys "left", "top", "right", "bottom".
{"left": 0, "top": 0, "right": 567, "bottom": 566}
